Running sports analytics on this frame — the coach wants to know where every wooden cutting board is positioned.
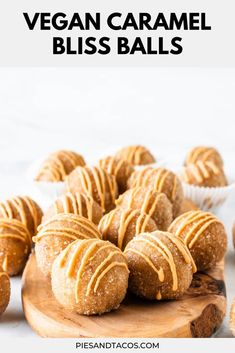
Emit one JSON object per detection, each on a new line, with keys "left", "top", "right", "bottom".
{"left": 21, "top": 253, "right": 226, "bottom": 338}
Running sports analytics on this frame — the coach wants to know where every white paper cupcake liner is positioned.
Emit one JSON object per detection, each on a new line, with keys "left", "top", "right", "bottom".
{"left": 26, "top": 158, "right": 66, "bottom": 204}
{"left": 182, "top": 181, "right": 235, "bottom": 212}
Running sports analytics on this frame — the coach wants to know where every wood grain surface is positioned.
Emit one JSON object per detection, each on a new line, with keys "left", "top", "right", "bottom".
{"left": 21, "top": 253, "right": 226, "bottom": 338}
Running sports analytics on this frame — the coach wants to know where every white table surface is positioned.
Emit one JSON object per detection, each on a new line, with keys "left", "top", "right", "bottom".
{"left": 0, "top": 68, "right": 235, "bottom": 338}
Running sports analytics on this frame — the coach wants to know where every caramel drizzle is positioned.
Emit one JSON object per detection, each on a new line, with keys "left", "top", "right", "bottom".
{"left": 33, "top": 229, "right": 88, "bottom": 242}
{"left": 36, "top": 151, "right": 85, "bottom": 181}
{"left": 73, "top": 166, "right": 116, "bottom": 211}
{"left": 1, "top": 257, "right": 9, "bottom": 274}
{"left": 183, "top": 161, "right": 220, "bottom": 184}
{"left": 186, "top": 147, "right": 217, "bottom": 165}
{"left": 131, "top": 167, "right": 154, "bottom": 188}
{"left": 169, "top": 211, "right": 222, "bottom": 249}
{"left": 58, "top": 239, "right": 128, "bottom": 302}
{"left": 126, "top": 187, "right": 162, "bottom": 218}
{"left": 99, "top": 208, "right": 153, "bottom": 250}
{"left": 54, "top": 192, "right": 95, "bottom": 222}
{"left": 116, "top": 187, "right": 158, "bottom": 220}
{"left": 0, "top": 196, "right": 39, "bottom": 234}
{"left": 38, "top": 214, "right": 99, "bottom": 237}
{"left": 67, "top": 240, "right": 100, "bottom": 278}
{"left": 85, "top": 250, "right": 125, "bottom": 296}
{"left": 130, "top": 168, "right": 174, "bottom": 199}
{"left": 118, "top": 145, "right": 154, "bottom": 165}
{"left": 135, "top": 233, "right": 195, "bottom": 289}
{"left": 125, "top": 232, "right": 196, "bottom": 298}
{"left": 99, "top": 157, "right": 126, "bottom": 177}
{"left": 133, "top": 235, "right": 178, "bottom": 290}
{"left": 34, "top": 214, "right": 100, "bottom": 242}
{"left": 156, "top": 291, "right": 162, "bottom": 300}
{"left": 0, "top": 219, "right": 31, "bottom": 245}
{"left": 124, "top": 247, "right": 164, "bottom": 281}
{"left": 118, "top": 146, "right": 143, "bottom": 164}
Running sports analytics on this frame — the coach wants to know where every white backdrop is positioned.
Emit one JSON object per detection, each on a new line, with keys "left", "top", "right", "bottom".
{"left": 0, "top": 68, "right": 235, "bottom": 164}
{"left": 0, "top": 68, "right": 235, "bottom": 338}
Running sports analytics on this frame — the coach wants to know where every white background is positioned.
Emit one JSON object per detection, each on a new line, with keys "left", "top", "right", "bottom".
{"left": 0, "top": 68, "right": 235, "bottom": 338}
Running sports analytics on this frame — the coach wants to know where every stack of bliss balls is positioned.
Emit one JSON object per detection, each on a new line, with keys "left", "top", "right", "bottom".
{"left": 0, "top": 145, "right": 227, "bottom": 317}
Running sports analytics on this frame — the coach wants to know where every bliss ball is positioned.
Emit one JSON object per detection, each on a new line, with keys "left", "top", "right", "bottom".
{"left": 65, "top": 166, "right": 118, "bottom": 213}
{"left": 51, "top": 238, "right": 129, "bottom": 315}
{"left": 124, "top": 231, "right": 196, "bottom": 300}
{"left": 169, "top": 210, "right": 227, "bottom": 271}
{"left": 35, "top": 150, "right": 85, "bottom": 182}
{"left": 180, "top": 161, "right": 227, "bottom": 187}
{"left": 0, "top": 266, "right": 10, "bottom": 315}
{"left": 33, "top": 213, "right": 101, "bottom": 277}
{"left": 116, "top": 186, "right": 173, "bottom": 231}
{"left": 98, "top": 156, "right": 134, "bottom": 194}
{"left": 98, "top": 208, "right": 157, "bottom": 250}
{"left": 185, "top": 146, "right": 224, "bottom": 169}
{"left": 115, "top": 145, "right": 155, "bottom": 166}
{"left": 128, "top": 167, "right": 183, "bottom": 218}
{"left": 0, "top": 195, "right": 43, "bottom": 237}
{"left": 0, "top": 219, "right": 32, "bottom": 276}
{"left": 43, "top": 192, "right": 103, "bottom": 225}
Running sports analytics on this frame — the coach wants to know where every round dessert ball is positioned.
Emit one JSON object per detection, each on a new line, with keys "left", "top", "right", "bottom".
{"left": 178, "top": 198, "right": 198, "bottom": 216}
{"left": 185, "top": 146, "right": 224, "bottom": 169}
{"left": 115, "top": 145, "right": 155, "bottom": 166}
{"left": 98, "top": 208, "right": 157, "bottom": 250}
{"left": 116, "top": 187, "right": 173, "bottom": 231}
{"left": 35, "top": 150, "right": 85, "bottom": 182}
{"left": 0, "top": 219, "right": 32, "bottom": 276}
{"left": 230, "top": 298, "right": 235, "bottom": 337}
{"left": 43, "top": 192, "right": 103, "bottom": 225}
{"left": 65, "top": 166, "right": 118, "bottom": 213}
{"left": 98, "top": 156, "right": 134, "bottom": 193}
{"left": 0, "top": 266, "right": 10, "bottom": 315}
{"left": 124, "top": 231, "right": 196, "bottom": 300}
{"left": 168, "top": 210, "right": 227, "bottom": 271}
{"left": 180, "top": 161, "right": 227, "bottom": 187}
{"left": 33, "top": 213, "right": 102, "bottom": 277}
{"left": 0, "top": 195, "right": 43, "bottom": 237}
{"left": 127, "top": 167, "right": 183, "bottom": 218}
{"left": 51, "top": 238, "right": 129, "bottom": 315}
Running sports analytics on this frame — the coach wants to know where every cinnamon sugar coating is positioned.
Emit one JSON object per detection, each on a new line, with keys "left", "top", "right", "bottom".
{"left": 124, "top": 231, "right": 196, "bottom": 300}
{"left": 185, "top": 146, "right": 224, "bottom": 169}
{"left": 127, "top": 167, "right": 183, "bottom": 218}
{"left": 115, "top": 145, "right": 155, "bottom": 166}
{"left": 0, "top": 196, "right": 43, "bottom": 237}
{"left": 35, "top": 150, "right": 85, "bottom": 182}
{"left": 51, "top": 238, "right": 129, "bottom": 315}
{"left": 116, "top": 187, "right": 173, "bottom": 231}
{"left": 65, "top": 166, "right": 118, "bottom": 213}
{"left": 43, "top": 192, "right": 103, "bottom": 225}
{"left": 180, "top": 161, "right": 227, "bottom": 187}
{"left": 0, "top": 266, "right": 10, "bottom": 315}
{"left": 0, "top": 219, "right": 32, "bottom": 276}
{"left": 98, "top": 208, "right": 157, "bottom": 250}
{"left": 169, "top": 210, "right": 227, "bottom": 271}
{"left": 33, "top": 213, "right": 102, "bottom": 277}
{"left": 98, "top": 156, "right": 134, "bottom": 193}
